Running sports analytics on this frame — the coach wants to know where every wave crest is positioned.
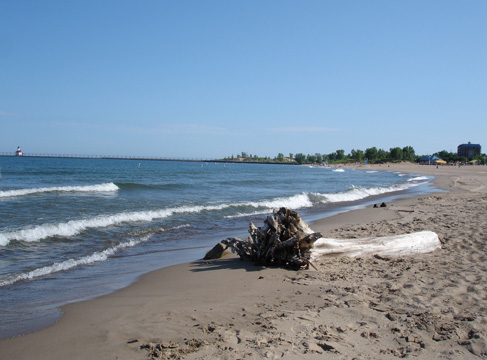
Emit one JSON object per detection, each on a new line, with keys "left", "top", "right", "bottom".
{"left": 242, "top": 193, "right": 313, "bottom": 210}
{"left": 0, "top": 183, "right": 119, "bottom": 198}
{"left": 312, "top": 183, "right": 419, "bottom": 204}
{"left": 407, "top": 176, "right": 430, "bottom": 182}
{"left": 0, "top": 181, "right": 428, "bottom": 246}
{"left": 0, "top": 204, "right": 229, "bottom": 246}
{"left": 0, "top": 239, "right": 143, "bottom": 287}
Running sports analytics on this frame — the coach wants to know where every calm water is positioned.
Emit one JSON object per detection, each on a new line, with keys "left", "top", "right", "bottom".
{"left": 0, "top": 157, "right": 435, "bottom": 338}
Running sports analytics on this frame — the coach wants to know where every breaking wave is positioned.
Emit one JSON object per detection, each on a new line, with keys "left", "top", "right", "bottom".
{"left": 241, "top": 193, "right": 312, "bottom": 210}
{"left": 407, "top": 176, "right": 430, "bottom": 182}
{"left": 0, "top": 194, "right": 313, "bottom": 246}
{"left": 224, "top": 194, "right": 313, "bottom": 218}
{"left": 0, "top": 183, "right": 119, "bottom": 198}
{"left": 0, "top": 238, "right": 144, "bottom": 287}
{"left": 0, "top": 224, "right": 192, "bottom": 287}
{"left": 0, "top": 180, "right": 427, "bottom": 246}
{"left": 228, "top": 182, "right": 425, "bottom": 218}
{"left": 0, "top": 204, "right": 228, "bottom": 246}
{"left": 312, "top": 182, "right": 419, "bottom": 204}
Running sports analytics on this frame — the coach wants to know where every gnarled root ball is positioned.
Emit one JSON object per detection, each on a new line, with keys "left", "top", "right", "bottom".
{"left": 205, "top": 208, "right": 321, "bottom": 270}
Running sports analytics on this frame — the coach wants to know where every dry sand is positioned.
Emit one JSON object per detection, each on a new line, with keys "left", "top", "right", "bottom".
{"left": 1, "top": 163, "right": 486, "bottom": 359}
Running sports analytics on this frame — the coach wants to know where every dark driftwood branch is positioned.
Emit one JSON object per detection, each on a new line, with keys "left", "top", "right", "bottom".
{"left": 209, "top": 207, "right": 321, "bottom": 270}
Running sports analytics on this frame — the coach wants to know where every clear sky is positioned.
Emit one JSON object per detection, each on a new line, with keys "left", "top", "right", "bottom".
{"left": 1, "top": 1, "right": 486, "bottom": 159}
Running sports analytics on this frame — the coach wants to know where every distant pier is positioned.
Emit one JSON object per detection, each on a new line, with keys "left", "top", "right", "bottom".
{"left": 0, "top": 152, "right": 295, "bottom": 165}
{"left": 0, "top": 152, "right": 215, "bottom": 162}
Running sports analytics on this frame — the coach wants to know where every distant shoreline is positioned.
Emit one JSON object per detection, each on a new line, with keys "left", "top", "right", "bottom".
{"left": 0, "top": 154, "right": 298, "bottom": 165}
{"left": 5, "top": 154, "right": 484, "bottom": 168}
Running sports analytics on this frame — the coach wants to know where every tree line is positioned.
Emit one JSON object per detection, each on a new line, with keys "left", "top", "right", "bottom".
{"left": 287, "top": 146, "right": 416, "bottom": 164}
{"left": 222, "top": 146, "right": 486, "bottom": 165}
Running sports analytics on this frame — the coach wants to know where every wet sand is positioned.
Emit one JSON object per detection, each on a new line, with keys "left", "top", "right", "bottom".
{"left": 1, "top": 163, "right": 486, "bottom": 359}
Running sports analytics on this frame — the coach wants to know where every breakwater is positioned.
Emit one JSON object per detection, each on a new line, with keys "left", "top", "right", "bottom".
{"left": 0, "top": 152, "right": 213, "bottom": 162}
{"left": 0, "top": 152, "right": 296, "bottom": 165}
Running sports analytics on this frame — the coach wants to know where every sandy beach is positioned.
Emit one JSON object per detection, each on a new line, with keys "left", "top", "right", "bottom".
{"left": 1, "top": 163, "right": 486, "bottom": 359}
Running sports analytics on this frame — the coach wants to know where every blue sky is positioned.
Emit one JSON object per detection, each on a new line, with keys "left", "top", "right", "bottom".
{"left": 1, "top": 1, "right": 486, "bottom": 159}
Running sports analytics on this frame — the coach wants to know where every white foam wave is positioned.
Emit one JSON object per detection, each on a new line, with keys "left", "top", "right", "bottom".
{"left": 224, "top": 194, "right": 314, "bottom": 218}
{"left": 0, "top": 204, "right": 228, "bottom": 246}
{"left": 1, "top": 196, "right": 313, "bottom": 246}
{"left": 0, "top": 239, "right": 143, "bottom": 287}
{"left": 313, "top": 183, "right": 418, "bottom": 203}
{"left": 221, "top": 194, "right": 313, "bottom": 219}
{"left": 224, "top": 210, "right": 269, "bottom": 219}
{"left": 407, "top": 176, "right": 430, "bottom": 182}
{"left": 366, "top": 171, "right": 378, "bottom": 173}
{"left": 0, "top": 180, "right": 426, "bottom": 246}
{"left": 242, "top": 193, "right": 312, "bottom": 210}
{"left": 0, "top": 183, "right": 119, "bottom": 198}
{"left": 333, "top": 169, "right": 345, "bottom": 172}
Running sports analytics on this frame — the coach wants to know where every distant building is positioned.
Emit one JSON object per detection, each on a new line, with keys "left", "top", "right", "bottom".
{"left": 457, "top": 142, "right": 481, "bottom": 159}
{"left": 15, "top": 146, "right": 23, "bottom": 156}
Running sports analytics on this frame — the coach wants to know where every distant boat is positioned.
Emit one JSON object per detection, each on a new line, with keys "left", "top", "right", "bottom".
{"left": 15, "top": 146, "right": 23, "bottom": 156}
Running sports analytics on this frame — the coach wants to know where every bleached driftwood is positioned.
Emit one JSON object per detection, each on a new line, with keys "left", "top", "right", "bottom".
{"left": 216, "top": 208, "right": 322, "bottom": 270}
{"left": 204, "top": 207, "right": 442, "bottom": 269}
{"left": 311, "top": 231, "right": 441, "bottom": 258}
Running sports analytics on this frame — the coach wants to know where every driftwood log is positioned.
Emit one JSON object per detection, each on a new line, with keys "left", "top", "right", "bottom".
{"left": 206, "top": 207, "right": 322, "bottom": 270}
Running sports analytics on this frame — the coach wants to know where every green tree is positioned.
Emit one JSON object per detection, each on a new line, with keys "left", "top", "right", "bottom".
{"left": 435, "top": 150, "right": 457, "bottom": 163}
{"left": 365, "top": 147, "right": 378, "bottom": 163}
{"left": 277, "top": 153, "right": 284, "bottom": 162}
{"left": 315, "top": 153, "right": 323, "bottom": 163}
{"left": 402, "top": 146, "right": 415, "bottom": 162}
{"left": 294, "top": 153, "right": 307, "bottom": 164}
{"left": 327, "top": 152, "right": 336, "bottom": 161}
{"left": 307, "top": 154, "right": 317, "bottom": 163}
{"left": 473, "top": 153, "right": 482, "bottom": 163}
{"left": 377, "top": 148, "right": 389, "bottom": 162}
{"left": 350, "top": 149, "right": 364, "bottom": 162}
{"left": 336, "top": 149, "right": 345, "bottom": 160}
{"left": 390, "top": 147, "right": 403, "bottom": 162}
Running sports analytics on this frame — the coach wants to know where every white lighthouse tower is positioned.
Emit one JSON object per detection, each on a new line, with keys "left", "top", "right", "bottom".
{"left": 15, "top": 146, "right": 23, "bottom": 156}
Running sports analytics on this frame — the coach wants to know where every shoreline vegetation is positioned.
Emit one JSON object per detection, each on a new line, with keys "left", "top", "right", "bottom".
{"left": 2, "top": 145, "right": 484, "bottom": 165}
{"left": 1, "top": 163, "right": 487, "bottom": 359}
{"left": 222, "top": 146, "right": 486, "bottom": 165}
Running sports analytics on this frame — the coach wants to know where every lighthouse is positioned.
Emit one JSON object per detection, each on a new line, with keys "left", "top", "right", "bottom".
{"left": 15, "top": 146, "right": 23, "bottom": 156}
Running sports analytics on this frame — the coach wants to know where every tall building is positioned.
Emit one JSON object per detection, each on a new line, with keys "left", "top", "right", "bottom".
{"left": 457, "top": 142, "right": 481, "bottom": 159}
